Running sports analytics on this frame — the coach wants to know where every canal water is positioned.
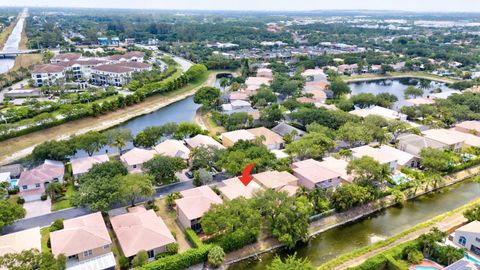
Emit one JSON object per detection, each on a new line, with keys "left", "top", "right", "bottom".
{"left": 349, "top": 78, "right": 455, "bottom": 110}
{"left": 0, "top": 10, "right": 26, "bottom": 74}
{"left": 228, "top": 180, "right": 480, "bottom": 269}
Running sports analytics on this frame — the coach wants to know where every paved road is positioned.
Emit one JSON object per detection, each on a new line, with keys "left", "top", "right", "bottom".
{"left": 2, "top": 173, "right": 228, "bottom": 234}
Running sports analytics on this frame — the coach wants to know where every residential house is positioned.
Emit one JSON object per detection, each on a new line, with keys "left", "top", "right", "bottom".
{"left": 397, "top": 134, "right": 448, "bottom": 157}
{"left": 405, "top": 97, "right": 435, "bottom": 106}
{"left": 301, "top": 68, "right": 328, "bottom": 82}
{"left": 175, "top": 186, "right": 223, "bottom": 232}
{"left": 0, "top": 227, "right": 41, "bottom": 256}
{"left": 220, "top": 129, "right": 256, "bottom": 147}
{"left": 31, "top": 64, "right": 66, "bottom": 87}
{"left": 111, "top": 205, "right": 176, "bottom": 260}
{"left": 218, "top": 177, "right": 263, "bottom": 200}
{"left": 351, "top": 145, "right": 398, "bottom": 172}
{"left": 338, "top": 64, "right": 358, "bottom": 74}
{"left": 444, "top": 258, "right": 478, "bottom": 270}
{"left": 252, "top": 170, "right": 298, "bottom": 192}
{"left": 247, "top": 127, "right": 285, "bottom": 150}
{"left": 107, "top": 51, "right": 145, "bottom": 62}
{"left": 120, "top": 148, "right": 157, "bottom": 173}
{"left": 291, "top": 159, "right": 342, "bottom": 190}
{"left": 271, "top": 122, "right": 306, "bottom": 141}
{"left": 379, "top": 145, "right": 419, "bottom": 168}
{"left": 50, "top": 212, "right": 116, "bottom": 270}
{"left": 428, "top": 90, "right": 461, "bottom": 100}
{"left": 317, "top": 157, "right": 354, "bottom": 183}
{"left": 245, "top": 77, "right": 271, "bottom": 91}
{"left": 455, "top": 121, "right": 480, "bottom": 136}
{"left": 349, "top": 106, "right": 408, "bottom": 122}
{"left": 422, "top": 129, "right": 465, "bottom": 152}
{"left": 70, "top": 155, "right": 109, "bottom": 178}
{"left": 221, "top": 100, "right": 252, "bottom": 112}
{"left": 451, "top": 221, "right": 480, "bottom": 257}
{"left": 256, "top": 68, "right": 273, "bottom": 79}
{"left": 154, "top": 139, "right": 190, "bottom": 160}
{"left": 185, "top": 134, "right": 225, "bottom": 150}
{"left": 228, "top": 91, "right": 250, "bottom": 101}
{"left": 18, "top": 160, "right": 65, "bottom": 201}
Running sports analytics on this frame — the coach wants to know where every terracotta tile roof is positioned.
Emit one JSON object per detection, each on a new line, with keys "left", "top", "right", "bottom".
{"left": 176, "top": 186, "right": 223, "bottom": 221}
{"left": 50, "top": 212, "right": 112, "bottom": 257}
{"left": 92, "top": 64, "right": 134, "bottom": 74}
{"left": 293, "top": 162, "right": 341, "bottom": 183}
{"left": 107, "top": 51, "right": 145, "bottom": 61}
{"left": 218, "top": 177, "right": 262, "bottom": 200}
{"left": 18, "top": 160, "right": 64, "bottom": 186}
{"left": 52, "top": 53, "right": 81, "bottom": 62}
{"left": 278, "top": 185, "right": 299, "bottom": 196}
{"left": 318, "top": 157, "right": 353, "bottom": 182}
{"left": 154, "top": 140, "right": 190, "bottom": 160}
{"left": 185, "top": 135, "right": 225, "bottom": 149}
{"left": 247, "top": 127, "right": 285, "bottom": 147}
{"left": 120, "top": 148, "right": 157, "bottom": 166}
{"left": 351, "top": 145, "right": 397, "bottom": 165}
{"left": 252, "top": 170, "right": 298, "bottom": 190}
{"left": 0, "top": 227, "right": 41, "bottom": 256}
{"left": 456, "top": 121, "right": 480, "bottom": 135}
{"left": 70, "top": 155, "right": 109, "bottom": 175}
{"left": 111, "top": 206, "right": 175, "bottom": 258}
{"left": 221, "top": 130, "right": 256, "bottom": 144}
{"left": 32, "top": 64, "right": 65, "bottom": 74}
{"left": 455, "top": 221, "right": 480, "bottom": 233}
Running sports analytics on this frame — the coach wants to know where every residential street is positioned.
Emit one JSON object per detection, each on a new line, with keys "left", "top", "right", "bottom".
{"left": 2, "top": 174, "right": 228, "bottom": 234}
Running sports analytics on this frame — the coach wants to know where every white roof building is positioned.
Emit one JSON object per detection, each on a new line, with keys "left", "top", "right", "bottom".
{"left": 349, "top": 106, "right": 407, "bottom": 122}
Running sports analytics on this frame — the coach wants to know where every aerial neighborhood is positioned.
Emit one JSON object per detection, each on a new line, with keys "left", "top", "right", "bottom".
{"left": 0, "top": 3, "right": 480, "bottom": 270}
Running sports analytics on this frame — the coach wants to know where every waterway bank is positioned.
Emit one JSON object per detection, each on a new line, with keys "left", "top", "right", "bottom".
{"left": 0, "top": 9, "right": 27, "bottom": 74}
{"left": 343, "top": 72, "right": 458, "bottom": 84}
{"left": 225, "top": 166, "right": 480, "bottom": 269}
{"left": 0, "top": 70, "right": 221, "bottom": 165}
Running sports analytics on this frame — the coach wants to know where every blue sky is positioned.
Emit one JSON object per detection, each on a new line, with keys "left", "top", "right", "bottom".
{"left": 1, "top": 0, "right": 480, "bottom": 12}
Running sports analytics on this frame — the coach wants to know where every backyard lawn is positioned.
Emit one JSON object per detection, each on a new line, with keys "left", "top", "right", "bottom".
{"left": 155, "top": 198, "right": 192, "bottom": 252}
{"left": 40, "top": 227, "right": 50, "bottom": 253}
{"left": 51, "top": 182, "right": 78, "bottom": 211}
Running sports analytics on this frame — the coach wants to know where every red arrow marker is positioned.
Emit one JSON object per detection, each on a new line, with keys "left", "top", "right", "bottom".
{"left": 239, "top": 163, "right": 255, "bottom": 186}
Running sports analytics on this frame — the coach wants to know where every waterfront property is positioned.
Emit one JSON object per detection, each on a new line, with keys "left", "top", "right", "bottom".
{"left": 252, "top": 170, "right": 298, "bottom": 193}
{"left": 422, "top": 129, "right": 465, "bottom": 152}
{"left": 317, "top": 156, "right": 354, "bottom": 183}
{"left": 185, "top": 134, "right": 225, "bottom": 150}
{"left": 18, "top": 160, "right": 64, "bottom": 201}
{"left": 154, "top": 139, "right": 191, "bottom": 160}
{"left": 379, "top": 145, "right": 419, "bottom": 168}
{"left": 451, "top": 221, "right": 480, "bottom": 257}
{"left": 291, "top": 159, "right": 342, "bottom": 190}
{"left": 91, "top": 62, "right": 152, "bottom": 87}
{"left": 397, "top": 133, "right": 448, "bottom": 157}
{"left": 175, "top": 186, "right": 223, "bottom": 232}
{"left": 50, "top": 212, "right": 116, "bottom": 270}
{"left": 349, "top": 106, "right": 408, "bottom": 122}
{"left": 70, "top": 154, "right": 109, "bottom": 178}
{"left": 351, "top": 145, "right": 398, "bottom": 172}
{"left": 110, "top": 205, "right": 176, "bottom": 260}
{"left": 120, "top": 148, "right": 157, "bottom": 173}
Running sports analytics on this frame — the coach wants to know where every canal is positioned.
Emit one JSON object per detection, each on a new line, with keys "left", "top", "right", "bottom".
{"left": 0, "top": 10, "right": 26, "bottom": 74}
{"left": 349, "top": 78, "right": 455, "bottom": 110}
{"left": 228, "top": 180, "right": 480, "bottom": 269}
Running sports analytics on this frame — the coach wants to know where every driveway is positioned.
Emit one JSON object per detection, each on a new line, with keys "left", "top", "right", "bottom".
{"left": 23, "top": 199, "right": 52, "bottom": 219}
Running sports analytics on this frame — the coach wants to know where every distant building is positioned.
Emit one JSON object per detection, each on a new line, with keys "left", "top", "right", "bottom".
{"left": 91, "top": 62, "right": 151, "bottom": 86}
{"left": 50, "top": 53, "right": 82, "bottom": 63}
{"left": 349, "top": 106, "right": 408, "bottom": 122}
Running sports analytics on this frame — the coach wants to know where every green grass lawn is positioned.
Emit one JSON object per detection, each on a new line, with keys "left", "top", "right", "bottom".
{"left": 51, "top": 183, "right": 77, "bottom": 211}
{"left": 40, "top": 227, "right": 51, "bottom": 253}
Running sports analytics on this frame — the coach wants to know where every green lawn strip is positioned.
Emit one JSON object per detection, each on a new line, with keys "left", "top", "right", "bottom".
{"left": 40, "top": 227, "right": 51, "bottom": 253}
{"left": 316, "top": 197, "right": 480, "bottom": 270}
{"left": 51, "top": 182, "right": 77, "bottom": 211}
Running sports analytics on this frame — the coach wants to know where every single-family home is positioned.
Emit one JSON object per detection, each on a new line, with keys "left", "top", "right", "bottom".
{"left": 444, "top": 258, "right": 478, "bottom": 270}
{"left": 428, "top": 90, "right": 461, "bottom": 100}
{"left": 451, "top": 221, "right": 480, "bottom": 256}
{"left": 229, "top": 91, "right": 250, "bottom": 102}
{"left": 31, "top": 64, "right": 66, "bottom": 87}
{"left": 397, "top": 134, "right": 448, "bottom": 157}
{"left": 422, "top": 129, "right": 465, "bottom": 152}
{"left": 291, "top": 159, "right": 342, "bottom": 190}
{"left": 185, "top": 134, "right": 225, "bottom": 150}
{"left": 220, "top": 129, "right": 256, "bottom": 147}
{"left": 247, "top": 127, "right": 285, "bottom": 150}
{"left": 18, "top": 160, "right": 65, "bottom": 201}
{"left": 455, "top": 121, "right": 480, "bottom": 136}
{"left": 120, "top": 148, "right": 157, "bottom": 173}
{"left": 50, "top": 212, "right": 116, "bottom": 270}
{"left": 349, "top": 106, "right": 408, "bottom": 122}
{"left": 338, "top": 64, "right": 358, "bottom": 74}
{"left": 271, "top": 122, "right": 305, "bottom": 141}
{"left": 175, "top": 186, "right": 223, "bottom": 232}
{"left": 379, "top": 145, "right": 419, "bottom": 168}
{"left": 301, "top": 69, "right": 328, "bottom": 82}
{"left": 351, "top": 145, "right": 398, "bottom": 172}
{"left": 0, "top": 227, "right": 41, "bottom": 256}
{"left": 70, "top": 154, "right": 109, "bottom": 178}
{"left": 317, "top": 157, "right": 354, "bottom": 183}
{"left": 154, "top": 139, "right": 190, "bottom": 160}
{"left": 111, "top": 205, "right": 176, "bottom": 260}
{"left": 221, "top": 100, "right": 252, "bottom": 112}
{"left": 405, "top": 97, "right": 435, "bottom": 106}
{"left": 252, "top": 170, "right": 298, "bottom": 192}
{"left": 256, "top": 68, "right": 273, "bottom": 79}
{"left": 51, "top": 53, "right": 82, "bottom": 63}
{"left": 245, "top": 77, "right": 271, "bottom": 91}
{"left": 217, "top": 177, "right": 263, "bottom": 200}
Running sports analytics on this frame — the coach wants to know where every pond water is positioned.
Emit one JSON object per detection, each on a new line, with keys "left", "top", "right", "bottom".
{"left": 349, "top": 78, "right": 455, "bottom": 110}
{"left": 228, "top": 180, "right": 480, "bottom": 269}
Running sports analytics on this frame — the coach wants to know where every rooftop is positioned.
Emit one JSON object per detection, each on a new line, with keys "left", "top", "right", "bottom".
{"left": 271, "top": 122, "right": 305, "bottom": 137}
{"left": 455, "top": 121, "right": 480, "bottom": 135}
{"left": 70, "top": 154, "right": 109, "bottom": 175}
{"left": 176, "top": 186, "right": 223, "bottom": 220}
{"left": 247, "top": 127, "right": 284, "bottom": 147}
{"left": 422, "top": 129, "right": 466, "bottom": 146}
{"left": 221, "top": 129, "right": 256, "bottom": 144}
{"left": 218, "top": 177, "right": 263, "bottom": 200}
{"left": 185, "top": 135, "right": 225, "bottom": 150}
{"left": 455, "top": 221, "right": 480, "bottom": 233}
{"left": 120, "top": 148, "right": 157, "bottom": 166}
{"left": 317, "top": 157, "right": 353, "bottom": 182}
{"left": 349, "top": 106, "right": 407, "bottom": 120}
{"left": 0, "top": 227, "right": 41, "bottom": 256}
{"left": 351, "top": 145, "right": 397, "bottom": 165}
{"left": 252, "top": 170, "right": 298, "bottom": 190}
{"left": 154, "top": 139, "right": 190, "bottom": 159}
{"left": 32, "top": 64, "right": 65, "bottom": 74}
{"left": 397, "top": 133, "right": 448, "bottom": 156}
{"left": 18, "top": 160, "right": 64, "bottom": 187}
{"left": 378, "top": 145, "right": 416, "bottom": 167}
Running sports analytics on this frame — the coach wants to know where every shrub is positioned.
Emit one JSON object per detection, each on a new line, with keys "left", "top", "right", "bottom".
{"left": 205, "top": 230, "right": 257, "bottom": 253}
{"left": 49, "top": 219, "right": 64, "bottom": 232}
{"left": 119, "top": 256, "right": 129, "bottom": 270}
{"left": 208, "top": 246, "right": 225, "bottom": 268}
{"left": 16, "top": 197, "right": 25, "bottom": 204}
{"left": 386, "top": 255, "right": 408, "bottom": 270}
{"left": 167, "top": 243, "right": 179, "bottom": 255}
{"left": 144, "top": 200, "right": 159, "bottom": 211}
{"left": 141, "top": 244, "right": 213, "bottom": 270}
{"left": 185, "top": 228, "right": 203, "bottom": 248}
{"left": 40, "top": 194, "right": 47, "bottom": 201}
{"left": 131, "top": 250, "right": 149, "bottom": 267}
{"left": 8, "top": 188, "right": 19, "bottom": 195}
{"left": 406, "top": 249, "right": 423, "bottom": 264}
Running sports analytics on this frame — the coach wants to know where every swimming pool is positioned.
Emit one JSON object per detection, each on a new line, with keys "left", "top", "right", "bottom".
{"left": 9, "top": 179, "right": 18, "bottom": 189}
{"left": 465, "top": 254, "right": 480, "bottom": 264}
{"left": 413, "top": 266, "right": 442, "bottom": 270}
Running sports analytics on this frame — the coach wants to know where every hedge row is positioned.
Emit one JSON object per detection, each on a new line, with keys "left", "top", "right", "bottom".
{"left": 347, "top": 241, "right": 416, "bottom": 270}
{"left": 185, "top": 228, "right": 203, "bottom": 248}
{"left": 140, "top": 244, "right": 213, "bottom": 270}
{"left": 205, "top": 230, "right": 257, "bottom": 253}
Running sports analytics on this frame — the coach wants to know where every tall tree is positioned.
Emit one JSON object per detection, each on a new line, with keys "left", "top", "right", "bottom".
{"left": 143, "top": 156, "right": 187, "bottom": 185}
{"left": 267, "top": 254, "right": 314, "bottom": 270}
{"left": 286, "top": 132, "right": 335, "bottom": 160}
{"left": 0, "top": 249, "right": 66, "bottom": 270}
{"left": 193, "top": 86, "right": 221, "bottom": 109}
{"left": 0, "top": 200, "right": 25, "bottom": 229}
{"left": 105, "top": 129, "right": 133, "bottom": 154}
{"left": 119, "top": 174, "right": 155, "bottom": 206}
{"left": 74, "top": 131, "right": 107, "bottom": 156}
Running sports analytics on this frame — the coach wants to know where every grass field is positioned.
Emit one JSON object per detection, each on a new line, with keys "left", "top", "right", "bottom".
{"left": 51, "top": 183, "right": 78, "bottom": 211}
{"left": 40, "top": 227, "right": 50, "bottom": 253}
